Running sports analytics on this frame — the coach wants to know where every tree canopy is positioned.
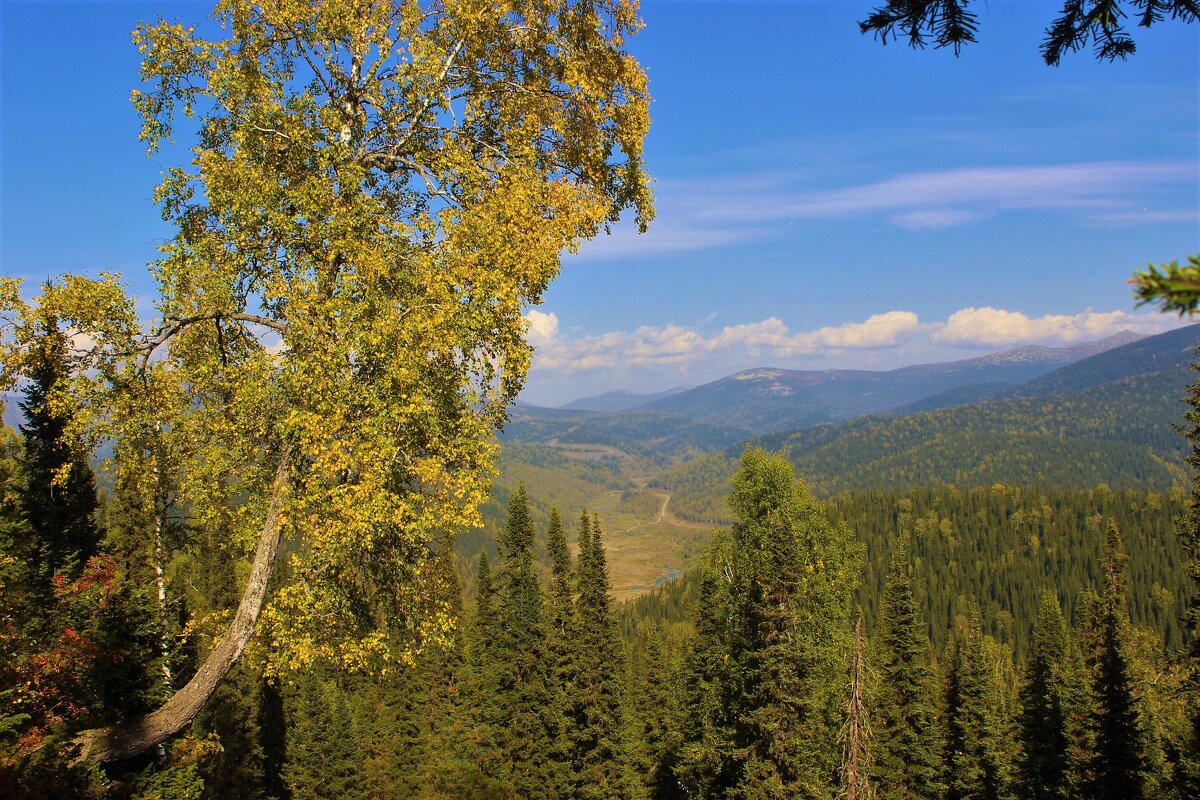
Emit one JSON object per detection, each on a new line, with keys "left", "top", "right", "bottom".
{"left": 0, "top": 0, "right": 651, "bottom": 763}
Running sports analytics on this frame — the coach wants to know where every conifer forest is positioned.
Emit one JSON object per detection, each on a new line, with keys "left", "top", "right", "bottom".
{"left": 1, "top": 1, "right": 1199, "bottom": 798}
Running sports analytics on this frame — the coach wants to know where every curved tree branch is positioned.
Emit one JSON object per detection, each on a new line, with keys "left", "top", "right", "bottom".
{"left": 137, "top": 312, "right": 289, "bottom": 369}
{"left": 71, "top": 449, "right": 292, "bottom": 764}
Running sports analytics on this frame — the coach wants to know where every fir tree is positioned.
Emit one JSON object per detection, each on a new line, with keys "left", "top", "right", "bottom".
{"left": 257, "top": 677, "right": 289, "bottom": 800}
{"left": 18, "top": 317, "right": 99, "bottom": 584}
{"left": 545, "top": 507, "right": 574, "bottom": 643}
{"left": 1016, "top": 592, "right": 1079, "bottom": 800}
{"left": 1086, "top": 523, "right": 1148, "bottom": 800}
{"left": 465, "top": 550, "right": 503, "bottom": 786}
{"left": 354, "top": 546, "right": 476, "bottom": 797}
{"left": 471, "top": 550, "right": 499, "bottom": 672}
{"left": 944, "top": 608, "right": 1014, "bottom": 800}
{"left": 543, "top": 508, "right": 579, "bottom": 785}
{"left": 1174, "top": 342, "right": 1200, "bottom": 795}
{"left": 485, "top": 486, "right": 566, "bottom": 797}
{"left": 626, "top": 625, "right": 686, "bottom": 800}
{"left": 570, "top": 511, "right": 634, "bottom": 799}
{"left": 545, "top": 507, "right": 576, "bottom": 701}
{"left": 678, "top": 555, "right": 739, "bottom": 798}
{"left": 871, "top": 540, "right": 943, "bottom": 800}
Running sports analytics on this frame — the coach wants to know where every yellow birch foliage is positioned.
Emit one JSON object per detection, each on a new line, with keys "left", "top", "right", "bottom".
{"left": 0, "top": 0, "right": 651, "bottom": 673}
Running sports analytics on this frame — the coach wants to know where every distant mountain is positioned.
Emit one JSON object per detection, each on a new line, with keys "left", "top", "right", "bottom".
{"left": 560, "top": 385, "right": 692, "bottom": 412}
{"left": 659, "top": 326, "right": 1196, "bottom": 521}
{"left": 891, "top": 382, "right": 1015, "bottom": 414}
{"left": 663, "top": 369, "right": 1191, "bottom": 522}
{"left": 889, "top": 329, "right": 1189, "bottom": 414}
{"left": 1015, "top": 324, "right": 1194, "bottom": 398}
{"left": 641, "top": 332, "right": 1146, "bottom": 434}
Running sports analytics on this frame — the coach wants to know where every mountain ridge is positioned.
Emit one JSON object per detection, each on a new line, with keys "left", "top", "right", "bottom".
{"left": 633, "top": 330, "right": 1154, "bottom": 433}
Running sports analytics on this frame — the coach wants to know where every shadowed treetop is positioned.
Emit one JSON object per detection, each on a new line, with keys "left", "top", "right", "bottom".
{"left": 860, "top": 0, "right": 1199, "bottom": 64}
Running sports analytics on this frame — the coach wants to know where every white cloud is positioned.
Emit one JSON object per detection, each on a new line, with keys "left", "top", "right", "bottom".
{"left": 889, "top": 209, "right": 985, "bottom": 231}
{"left": 800, "top": 311, "right": 924, "bottom": 349}
{"left": 525, "top": 309, "right": 559, "bottom": 344}
{"left": 933, "top": 307, "right": 1178, "bottom": 346}
{"left": 770, "top": 161, "right": 1191, "bottom": 220}
{"left": 526, "top": 309, "right": 927, "bottom": 373}
{"left": 566, "top": 160, "right": 1196, "bottom": 260}
{"left": 527, "top": 307, "right": 1184, "bottom": 374}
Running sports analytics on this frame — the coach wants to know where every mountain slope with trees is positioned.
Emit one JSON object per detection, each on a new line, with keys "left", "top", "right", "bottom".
{"left": 662, "top": 328, "right": 1195, "bottom": 521}
{"left": 636, "top": 332, "right": 1146, "bottom": 434}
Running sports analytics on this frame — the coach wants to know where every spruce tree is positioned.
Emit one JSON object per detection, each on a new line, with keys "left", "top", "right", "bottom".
{"left": 285, "top": 674, "right": 364, "bottom": 800}
{"left": 627, "top": 625, "right": 686, "bottom": 800}
{"left": 471, "top": 550, "right": 499, "bottom": 671}
{"left": 546, "top": 507, "right": 574, "bottom": 642}
{"left": 486, "top": 486, "right": 566, "bottom": 798}
{"left": 544, "top": 507, "right": 579, "bottom": 784}
{"left": 1016, "top": 592, "right": 1079, "bottom": 800}
{"left": 18, "top": 317, "right": 99, "bottom": 583}
{"left": 678, "top": 554, "right": 739, "bottom": 798}
{"left": 871, "top": 540, "right": 943, "bottom": 800}
{"left": 1086, "top": 523, "right": 1148, "bottom": 800}
{"left": 679, "top": 448, "right": 857, "bottom": 799}
{"left": 354, "top": 545, "right": 476, "bottom": 798}
{"left": 944, "top": 608, "right": 1014, "bottom": 800}
{"left": 1174, "top": 344, "right": 1200, "bottom": 795}
{"left": 465, "top": 550, "right": 504, "bottom": 788}
{"left": 545, "top": 506, "right": 576, "bottom": 695}
{"left": 570, "top": 511, "right": 634, "bottom": 800}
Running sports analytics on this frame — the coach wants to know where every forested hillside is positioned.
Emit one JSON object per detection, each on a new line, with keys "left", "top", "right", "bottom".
{"left": 635, "top": 332, "right": 1143, "bottom": 434}
{"left": 622, "top": 485, "right": 1190, "bottom": 656}
{"left": 663, "top": 364, "right": 1192, "bottom": 522}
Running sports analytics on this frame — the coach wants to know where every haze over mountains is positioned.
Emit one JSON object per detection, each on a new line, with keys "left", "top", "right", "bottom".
{"left": 560, "top": 385, "right": 693, "bottom": 412}
{"left": 502, "top": 325, "right": 1196, "bottom": 498}
{"left": 544, "top": 330, "right": 1150, "bottom": 435}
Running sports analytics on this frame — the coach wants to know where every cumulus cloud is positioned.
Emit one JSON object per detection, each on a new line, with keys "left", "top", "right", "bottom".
{"left": 526, "top": 306, "right": 1184, "bottom": 374}
{"left": 932, "top": 307, "right": 1175, "bottom": 347}
{"left": 525, "top": 309, "right": 928, "bottom": 372}
{"left": 525, "top": 309, "right": 559, "bottom": 344}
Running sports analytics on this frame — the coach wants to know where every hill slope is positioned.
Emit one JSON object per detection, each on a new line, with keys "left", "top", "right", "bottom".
{"left": 641, "top": 332, "right": 1146, "bottom": 434}
{"left": 499, "top": 405, "right": 749, "bottom": 463}
{"left": 660, "top": 354, "right": 1193, "bottom": 522}
{"left": 560, "top": 386, "right": 692, "bottom": 412}
{"left": 1016, "top": 323, "right": 1195, "bottom": 398}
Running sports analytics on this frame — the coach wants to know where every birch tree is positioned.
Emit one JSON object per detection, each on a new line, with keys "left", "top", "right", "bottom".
{"left": 0, "top": 0, "right": 651, "bottom": 764}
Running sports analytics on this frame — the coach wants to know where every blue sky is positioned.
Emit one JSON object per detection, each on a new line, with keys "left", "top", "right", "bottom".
{"left": 2, "top": 1, "right": 1197, "bottom": 406}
